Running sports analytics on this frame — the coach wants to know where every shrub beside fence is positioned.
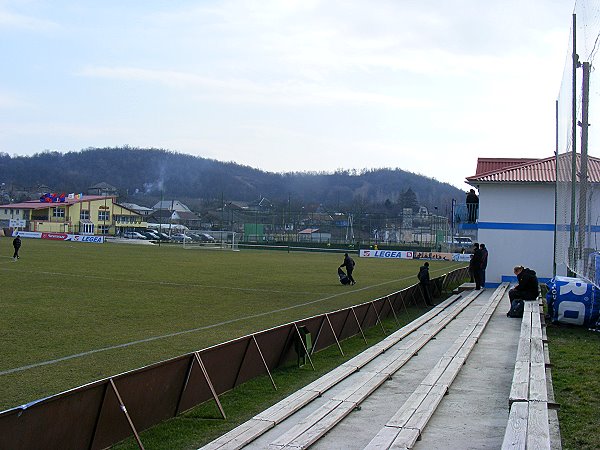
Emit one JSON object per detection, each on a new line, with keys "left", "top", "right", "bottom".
{"left": 0, "top": 267, "right": 468, "bottom": 450}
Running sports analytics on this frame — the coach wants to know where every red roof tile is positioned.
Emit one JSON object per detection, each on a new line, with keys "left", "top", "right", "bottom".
{"left": 466, "top": 152, "right": 600, "bottom": 184}
{"left": 474, "top": 158, "right": 538, "bottom": 176}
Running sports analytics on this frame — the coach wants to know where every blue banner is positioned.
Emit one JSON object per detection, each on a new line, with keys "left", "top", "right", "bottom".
{"left": 546, "top": 276, "right": 599, "bottom": 327}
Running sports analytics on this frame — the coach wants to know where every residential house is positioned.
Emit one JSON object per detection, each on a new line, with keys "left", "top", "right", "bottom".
{"left": 120, "top": 202, "right": 154, "bottom": 217}
{"left": 150, "top": 200, "right": 201, "bottom": 229}
{"left": 247, "top": 197, "right": 273, "bottom": 211}
{"left": 171, "top": 210, "right": 202, "bottom": 229}
{"left": 152, "top": 200, "right": 191, "bottom": 212}
{"left": 88, "top": 182, "right": 118, "bottom": 197}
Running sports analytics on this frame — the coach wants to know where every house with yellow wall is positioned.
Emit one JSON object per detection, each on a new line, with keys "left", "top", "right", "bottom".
{"left": 0, "top": 194, "right": 146, "bottom": 235}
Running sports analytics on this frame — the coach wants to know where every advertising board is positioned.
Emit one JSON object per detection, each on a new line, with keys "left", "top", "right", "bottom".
{"left": 12, "top": 231, "right": 104, "bottom": 243}
{"left": 360, "top": 249, "right": 471, "bottom": 262}
{"left": 413, "top": 251, "right": 453, "bottom": 261}
{"left": 360, "top": 249, "right": 413, "bottom": 259}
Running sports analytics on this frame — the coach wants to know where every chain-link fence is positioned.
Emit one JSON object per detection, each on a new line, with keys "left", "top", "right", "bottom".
{"left": 556, "top": 3, "right": 600, "bottom": 286}
{"left": 214, "top": 207, "right": 454, "bottom": 251}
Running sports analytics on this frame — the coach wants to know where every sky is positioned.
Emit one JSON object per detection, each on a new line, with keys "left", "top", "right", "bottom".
{"left": 0, "top": 0, "right": 576, "bottom": 190}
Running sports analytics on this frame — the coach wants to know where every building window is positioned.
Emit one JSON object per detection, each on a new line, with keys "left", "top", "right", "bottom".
{"left": 98, "top": 225, "right": 110, "bottom": 235}
{"left": 98, "top": 211, "right": 110, "bottom": 221}
{"left": 81, "top": 221, "right": 94, "bottom": 235}
{"left": 53, "top": 208, "right": 65, "bottom": 218}
{"left": 80, "top": 210, "right": 90, "bottom": 220}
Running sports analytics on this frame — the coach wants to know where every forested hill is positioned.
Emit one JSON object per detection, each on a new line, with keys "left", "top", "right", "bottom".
{"left": 0, "top": 147, "right": 465, "bottom": 213}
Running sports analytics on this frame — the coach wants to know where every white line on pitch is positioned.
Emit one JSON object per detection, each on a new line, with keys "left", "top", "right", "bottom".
{"left": 0, "top": 264, "right": 462, "bottom": 376}
{"left": 0, "top": 267, "right": 324, "bottom": 295}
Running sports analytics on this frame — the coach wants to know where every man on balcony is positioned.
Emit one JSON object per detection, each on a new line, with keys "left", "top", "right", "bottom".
{"left": 466, "top": 189, "right": 479, "bottom": 223}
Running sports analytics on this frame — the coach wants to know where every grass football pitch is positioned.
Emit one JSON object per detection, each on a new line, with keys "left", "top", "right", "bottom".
{"left": 0, "top": 237, "right": 465, "bottom": 412}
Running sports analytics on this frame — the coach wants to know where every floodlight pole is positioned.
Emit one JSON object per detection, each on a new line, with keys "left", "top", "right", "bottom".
{"left": 451, "top": 198, "right": 456, "bottom": 246}
{"left": 221, "top": 191, "right": 224, "bottom": 229}
{"left": 158, "top": 186, "right": 163, "bottom": 247}
{"left": 577, "top": 61, "right": 590, "bottom": 263}
{"left": 553, "top": 100, "right": 558, "bottom": 277}
{"left": 568, "top": 13, "right": 578, "bottom": 276}
{"left": 169, "top": 199, "right": 174, "bottom": 237}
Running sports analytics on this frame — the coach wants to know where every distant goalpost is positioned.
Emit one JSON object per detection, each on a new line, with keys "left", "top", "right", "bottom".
{"left": 183, "top": 231, "right": 239, "bottom": 251}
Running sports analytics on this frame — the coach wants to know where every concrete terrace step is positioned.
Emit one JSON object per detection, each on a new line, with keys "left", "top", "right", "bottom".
{"left": 502, "top": 300, "right": 557, "bottom": 450}
{"left": 364, "top": 284, "right": 509, "bottom": 449}
{"left": 200, "top": 285, "right": 549, "bottom": 450}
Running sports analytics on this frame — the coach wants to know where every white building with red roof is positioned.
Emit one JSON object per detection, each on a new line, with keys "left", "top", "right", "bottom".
{"left": 466, "top": 152, "right": 600, "bottom": 287}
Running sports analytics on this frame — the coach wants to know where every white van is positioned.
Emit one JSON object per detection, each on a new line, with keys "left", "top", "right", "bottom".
{"left": 454, "top": 237, "right": 473, "bottom": 247}
{"left": 447, "top": 237, "right": 473, "bottom": 249}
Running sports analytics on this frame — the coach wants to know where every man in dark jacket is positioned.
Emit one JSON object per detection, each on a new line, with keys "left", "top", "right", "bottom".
{"left": 470, "top": 243, "right": 483, "bottom": 290}
{"left": 479, "top": 243, "right": 488, "bottom": 287}
{"left": 418, "top": 262, "right": 434, "bottom": 306}
{"left": 508, "top": 265, "right": 539, "bottom": 305}
{"left": 340, "top": 253, "right": 356, "bottom": 285}
{"left": 466, "top": 189, "right": 479, "bottom": 223}
{"left": 12, "top": 235, "right": 22, "bottom": 261}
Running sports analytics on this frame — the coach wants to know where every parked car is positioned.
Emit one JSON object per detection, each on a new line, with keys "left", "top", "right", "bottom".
{"left": 199, "top": 233, "right": 215, "bottom": 242}
{"left": 157, "top": 232, "right": 171, "bottom": 241}
{"left": 171, "top": 233, "right": 192, "bottom": 242}
{"left": 123, "top": 231, "right": 146, "bottom": 239}
{"left": 141, "top": 231, "right": 160, "bottom": 240}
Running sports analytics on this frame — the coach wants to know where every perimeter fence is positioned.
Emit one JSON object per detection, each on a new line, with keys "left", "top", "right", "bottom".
{"left": 0, "top": 267, "right": 468, "bottom": 450}
{"left": 556, "top": 1, "right": 600, "bottom": 286}
{"left": 215, "top": 208, "right": 460, "bottom": 251}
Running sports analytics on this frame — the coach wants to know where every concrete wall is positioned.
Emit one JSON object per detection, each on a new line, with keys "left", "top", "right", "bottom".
{"left": 475, "top": 183, "right": 563, "bottom": 286}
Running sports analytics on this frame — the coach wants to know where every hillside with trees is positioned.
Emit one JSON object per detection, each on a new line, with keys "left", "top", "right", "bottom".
{"left": 0, "top": 147, "right": 464, "bottom": 215}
